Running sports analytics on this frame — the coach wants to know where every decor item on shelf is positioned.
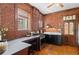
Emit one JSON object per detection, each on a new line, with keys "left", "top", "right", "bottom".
{"left": 57, "top": 28, "right": 61, "bottom": 32}
{"left": 26, "top": 31, "right": 31, "bottom": 37}
{"left": 0, "top": 26, "right": 8, "bottom": 54}
{"left": 45, "top": 24, "right": 52, "bottom": 28}
{"left": 31, "top": 32, "right": 34, "bottom": 36}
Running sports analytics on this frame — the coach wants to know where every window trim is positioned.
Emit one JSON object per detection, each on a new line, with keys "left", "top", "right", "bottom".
{"left": 17, "top": 8, "right": 29, "bottom": 31}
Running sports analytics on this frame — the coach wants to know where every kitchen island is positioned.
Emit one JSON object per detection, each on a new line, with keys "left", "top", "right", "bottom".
{"left": 2, "top": 35, "right": 40, "bottom": 55}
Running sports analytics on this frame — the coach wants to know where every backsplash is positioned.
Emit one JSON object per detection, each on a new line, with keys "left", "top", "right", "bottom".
{"left": 45, "top": 28, "right": 61, "bottom": 32}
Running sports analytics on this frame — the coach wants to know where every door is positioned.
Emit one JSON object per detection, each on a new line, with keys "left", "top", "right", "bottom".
{"left": 63, "top": 21, "right": 77, "bottom": 46}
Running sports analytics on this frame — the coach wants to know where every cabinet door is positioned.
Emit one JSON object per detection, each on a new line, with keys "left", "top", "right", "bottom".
{"left": 69, "top": 35, "right": 76, "bottom": 46}
{"left": 62, "top": 35, "right": 69, "bottom": 45}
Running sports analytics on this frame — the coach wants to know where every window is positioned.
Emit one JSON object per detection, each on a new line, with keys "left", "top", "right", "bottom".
{"left": 39, "top": 20, "right": 43, "bottom": 28}
{"left": 17, "top": 8, "right": 29, "bottom": 30}
{"left": 63, "top": 15, "right": 76, "bottom": 21}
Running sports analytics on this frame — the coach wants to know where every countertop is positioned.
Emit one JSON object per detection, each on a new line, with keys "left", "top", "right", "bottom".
{"left": 44, "top": 32, "right": 61, "bottom": 35}
{"left": 2, "top": 35, "right": 40, "bottom": 55}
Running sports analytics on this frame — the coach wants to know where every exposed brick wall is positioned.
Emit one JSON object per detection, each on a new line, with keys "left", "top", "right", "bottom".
{"left": 44, "top": 7, "right": 79, "bottom": 31}
{"left": 14, "top": 4, "right": 32, "bottom": 38}
{"left": 0, "top": 5, "right": 1, "bottom": 25}
{"left": 0, "top": 3, "right": 43, "bottom": 40}
{"left": 0, "top": 3, "right": 33, "bottom": 40}
{"left": 31, "top": 7, "right": 43, "bottom": 31}
{"left": 44, "top": 7, "right": 79, "bottom": 46}
{"left": 0, "top": 4, "right": 16, "bottom": 40}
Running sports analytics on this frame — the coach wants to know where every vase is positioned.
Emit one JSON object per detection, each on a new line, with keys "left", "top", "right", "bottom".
{"left": 0, "top": 39, "right": 8, "bottom": 54}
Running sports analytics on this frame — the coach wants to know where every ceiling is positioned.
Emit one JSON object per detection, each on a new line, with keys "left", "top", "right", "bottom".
{"left": 29, "top": 3, "right": 79, "bottom": 14}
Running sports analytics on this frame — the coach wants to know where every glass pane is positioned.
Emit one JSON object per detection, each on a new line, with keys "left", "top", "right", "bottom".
{"left": 17, "top": 8, "right": 30, "bottom": 31}
{"left": 23, "top": 18, "right": 28, "bottom": 30}
{"left": 69, "top": 22, "right": 74, "bottom": 35}
{"left": 18, "top": 8, "right": 27, "bottom": 17}
{"left": 18, "top": 18, "right": 28, "bottom": 30}
{"left": 64, "top": 22, "right": 68, "bottom": 35}
{"left": 18, "top": 19, "right": 23, "bottom": 30}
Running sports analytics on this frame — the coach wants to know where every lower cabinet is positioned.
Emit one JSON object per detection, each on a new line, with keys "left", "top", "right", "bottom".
{"left": 28, "top": 38, "right": 40, "bottom": 51}
{"left": 29, "top": 37, "right": 40, "bottom": 51}
{"left": 45, "top": 35, "right": 61, "bottom": 45}
{"left": 13, "top": 48, "right": 29, "bottom": 55}
{"left": 13, "top": 37, "right": 40, "bottom": 55}
{"left": 23, "top": 37, "right": 40, "bottom": 53}
{"left": 62, "top": 35, "right": 77, "bottom": 46}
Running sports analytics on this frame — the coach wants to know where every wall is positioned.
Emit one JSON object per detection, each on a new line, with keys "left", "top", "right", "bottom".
{"left": 0, "top": 5, "right": 1, "bottom": 25}
{"left": 44, "top": 7, "right": 79, "bottom": 46}
{"left": 32, "top": 7, "right": 44, "bottom": 31}
{"left": 44, "top": 7, "right": 79, "bottom": 32}
{"left": 0, "top": 4, "right": 16, "bottom": 40}
{"left": 14, "top": 4, "right": 33, "bottom": 38}
{"left": 15, "top": 4, "right": 44, "bottom": 38}
{"left": 0, "top": 3, "right": 44, "bottom": 40}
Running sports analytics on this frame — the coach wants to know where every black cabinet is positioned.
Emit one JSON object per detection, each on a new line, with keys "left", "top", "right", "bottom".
{"left": 23, "top": 37, "right": 40, "bottom": 51}
{"left": 45, "top": 34, "right": 61, "bottom": 45}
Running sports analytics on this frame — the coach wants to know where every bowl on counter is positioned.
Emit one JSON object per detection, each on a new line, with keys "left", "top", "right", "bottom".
{"left": 0, "top": 40, "right": 8, "bottom": 54}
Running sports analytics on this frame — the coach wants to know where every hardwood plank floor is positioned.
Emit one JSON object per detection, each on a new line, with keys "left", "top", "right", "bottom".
{"left": 33, "top": 44, "right": 78, "bottom": 55}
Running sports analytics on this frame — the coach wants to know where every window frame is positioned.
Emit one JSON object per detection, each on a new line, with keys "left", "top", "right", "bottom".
{"left": 17, "top": 8, "right": 29, "bottom": 31}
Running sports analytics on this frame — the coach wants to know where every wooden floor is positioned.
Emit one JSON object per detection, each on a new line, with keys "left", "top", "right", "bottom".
{"left": 34, "top": 44, "right": 78, "bottom": 55}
